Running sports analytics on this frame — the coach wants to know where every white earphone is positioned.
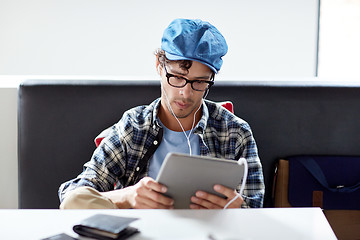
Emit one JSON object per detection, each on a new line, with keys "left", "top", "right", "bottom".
{"left": 223, "top": 158, "right": 248, "bottom": 209}
{"left": 161, "top": 80, "right": 201, "bottom": 156}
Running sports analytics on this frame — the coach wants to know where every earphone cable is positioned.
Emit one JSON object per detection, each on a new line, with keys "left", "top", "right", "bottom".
{"left": 162, "top": 85, "right": 202, "bottom": 155}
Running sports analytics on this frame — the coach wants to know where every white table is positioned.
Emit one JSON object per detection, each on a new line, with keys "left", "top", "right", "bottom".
{"left": 0, "top": 208, "right": 336, "bottom": 240}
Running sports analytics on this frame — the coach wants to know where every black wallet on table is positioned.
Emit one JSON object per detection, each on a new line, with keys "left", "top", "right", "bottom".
{"left": 73, "top": 214, "right": 139, "bottom": 240}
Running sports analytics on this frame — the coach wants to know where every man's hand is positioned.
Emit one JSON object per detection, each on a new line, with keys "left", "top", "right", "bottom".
{"left": 101, "top": 177, "right": 174, "bottom": 209}
{"left": 190, "top": 184, "right": 243, "bottom": 209}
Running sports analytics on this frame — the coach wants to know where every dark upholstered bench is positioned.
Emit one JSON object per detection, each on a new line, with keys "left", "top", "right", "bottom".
{"left": 18, "top": 79, "right": 360, "bottom": 208}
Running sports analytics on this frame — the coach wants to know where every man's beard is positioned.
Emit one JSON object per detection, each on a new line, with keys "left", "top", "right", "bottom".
{"left": 167, "top": 98, "right": 200, "bottom": 119}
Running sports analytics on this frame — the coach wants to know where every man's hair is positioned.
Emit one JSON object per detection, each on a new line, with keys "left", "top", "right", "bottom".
{"left": 155, "top": 48, "right": 215, "bottom": 79}
{"left": 155, "top": 48, "right": 192, "bottom": 73}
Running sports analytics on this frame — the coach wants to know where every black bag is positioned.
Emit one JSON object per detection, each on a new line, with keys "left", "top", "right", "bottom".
{"left": 287, "top": 155, "right": 360, "bottom": 210}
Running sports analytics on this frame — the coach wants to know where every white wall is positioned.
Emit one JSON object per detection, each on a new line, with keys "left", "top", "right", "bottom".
{"left": 0, "top": 0, "right": 319, "bottom": 208}
{"left": 0, "top": 0, "right": 319, "bottom": 78}
{"left": 317, "top": 0, "right": 360, "bottom": 79}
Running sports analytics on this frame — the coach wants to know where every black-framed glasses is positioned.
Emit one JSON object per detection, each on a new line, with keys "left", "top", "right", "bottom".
{"left": 164, "top": 65, "right": 214, "bottom": 92}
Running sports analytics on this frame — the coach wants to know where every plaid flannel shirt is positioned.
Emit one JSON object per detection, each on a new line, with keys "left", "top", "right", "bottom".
{"left": 59, "top": 98, "right": 265, "bottom": 208}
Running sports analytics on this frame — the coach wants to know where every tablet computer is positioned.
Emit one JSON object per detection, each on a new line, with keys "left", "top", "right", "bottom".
{"left": 156, "top": 152, "right": 245, "bottom": 209}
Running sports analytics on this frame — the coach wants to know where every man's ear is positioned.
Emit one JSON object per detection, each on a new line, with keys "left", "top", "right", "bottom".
{"left": 155, "top": 59, "right": 162, "bottom": 75}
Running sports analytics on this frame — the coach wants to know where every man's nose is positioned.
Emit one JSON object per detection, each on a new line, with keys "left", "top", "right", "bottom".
{"left": 179, "top": 83, "right": 193, "bottom": 98}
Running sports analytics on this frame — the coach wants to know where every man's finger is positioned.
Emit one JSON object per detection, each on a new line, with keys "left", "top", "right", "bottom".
{"left": 145, "top": 189, "right": 174, "bottom": 206}
{"left": 213, "top": 184, "right": 238, "bottom": 199}
{"left": 194, "top": 191, "right": 227, "bottom": 208}
{"left": 191, "top": 195, "right": 222, "bottom": 209}
{"left": 135, "top": 192, "right": 173, "bottom": 209}
{"left": 141, "top": 177, "right": 168, "bottom": 193}
{"left": 213, "top": 185, "right": 243, "bottom": 208}
{"left": 189, "top": 203, "right": 207, "bottom": 209}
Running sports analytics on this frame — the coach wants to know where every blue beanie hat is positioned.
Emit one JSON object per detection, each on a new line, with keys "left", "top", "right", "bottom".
{"left": 161, "top": 18, "right": 228, "bottom": 73}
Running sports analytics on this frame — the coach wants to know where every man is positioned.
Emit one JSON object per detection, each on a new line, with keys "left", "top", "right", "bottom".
{"left": 59, "top": 18, "right": 265, "bottom": 209}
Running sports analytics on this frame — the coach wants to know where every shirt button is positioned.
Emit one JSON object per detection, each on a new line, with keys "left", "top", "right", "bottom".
{"left": 153, "top": 140, "right": 158, "bottom": 145}
{"left": 136, "top": 167, "right": 140, "bottom": 171}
